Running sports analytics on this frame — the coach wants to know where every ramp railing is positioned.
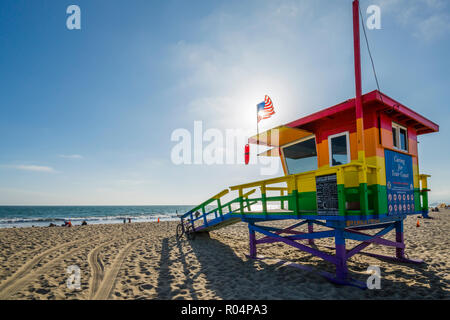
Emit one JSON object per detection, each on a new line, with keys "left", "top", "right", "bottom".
{"left": 180, "top": 189, "right": 258, "bottom": 231}
{"left": 180, "top": 162, "right": 431, "bottom": 231}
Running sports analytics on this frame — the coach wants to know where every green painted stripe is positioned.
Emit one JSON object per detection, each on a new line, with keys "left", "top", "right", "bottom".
{"left": 227, "top": 183, "right": 398, "bottom": 217}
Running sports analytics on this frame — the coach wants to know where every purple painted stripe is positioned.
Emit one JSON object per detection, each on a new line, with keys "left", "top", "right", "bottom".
{"left": 256, "top": 230, "right": 334, "bottom": 244}
{"left": 257, "top": 221, "right": 309, "bottom": 242}
{"left": 362, "top": 252, "right": 424, "bottom": 264}
{"left": 396, "top": 229, "right": 404, "bottom": 259}
{"left": 257, "top": 236, "right": 314, "bottom": 245}
{"left": 348, "top": 230, "right": 405, "bottom": 248}
{"left": 335, "top": 243, "right": 348, "bottom": 281}
{"left": 346, "top": 241, "right": 371, "bottom": 258}
{"left": 251, "top": 225, "right": 339, "bottom": 264}
{"left": 308, "top": 222, "right": 315, "bottom": 246}
{"left": 347, "top": 222, "right": 394, "bottom": 231}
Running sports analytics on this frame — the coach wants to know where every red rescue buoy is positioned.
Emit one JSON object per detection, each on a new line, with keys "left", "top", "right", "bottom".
{"left": 245, "top": 144, "right": 250, "bottom": 165}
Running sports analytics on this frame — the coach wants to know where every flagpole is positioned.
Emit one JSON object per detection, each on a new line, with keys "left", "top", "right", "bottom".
{"left": 256, "top": 108, "right": 259, "bottom": 143}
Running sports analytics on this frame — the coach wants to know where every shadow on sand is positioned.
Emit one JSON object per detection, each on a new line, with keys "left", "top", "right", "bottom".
{"left": 155, "top": 233, "right": 449, "bottom": 299}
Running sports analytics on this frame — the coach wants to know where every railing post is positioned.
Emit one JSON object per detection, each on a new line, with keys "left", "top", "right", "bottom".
{"left": 358, "top": 165, "right": 369, "bottom": 216}
{"left": 245, "top": 196, "right": 251, "bottom": 212}
{"left": 239, "top": 189, "right": 244, "bottom": 214}
{"left": 217, "top": 198, "right": 224, "bottom": 220}
{"left": 337, "top": 168, "right": 347, "bottom": 216}
{"left": 261, "top": 185, "right": 267, "bottom": 215}
{"left": 202, "top": 206, "right": 207, "bottom": 226}
{"left": 420, "top": 175, "right": 429, "bottom": 218}
{"left": 373, "top": 166, "right": 383, "bottom": 217}
{"left": 280, "top": 189, "right": 285, "bottom": 210}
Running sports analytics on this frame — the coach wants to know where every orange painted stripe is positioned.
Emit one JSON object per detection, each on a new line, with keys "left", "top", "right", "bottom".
{"left": 313, "top": 125, "right": 418, "bottom": 168}
{"left": 317, "top": 139, "right": 329, "bottom": 168}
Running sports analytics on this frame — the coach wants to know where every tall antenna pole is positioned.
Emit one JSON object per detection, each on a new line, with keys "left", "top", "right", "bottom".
{"left": 353, "top": 0, "right": 365, "bottom": 163}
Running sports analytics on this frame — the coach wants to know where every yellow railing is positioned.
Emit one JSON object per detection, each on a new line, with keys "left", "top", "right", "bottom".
{"left": 182, "top": 161, "right": 431, "bottom": 227}
{"left": 230, "top": 162, "right": 370, "bottom": 194}
{"left": 228, "top": 162, "right": 374, "bottom": 215}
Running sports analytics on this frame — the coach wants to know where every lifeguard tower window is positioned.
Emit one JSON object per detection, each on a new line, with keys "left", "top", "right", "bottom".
{"left": 329, "top": 132, "right": 350, "bottom": 166}
{"left": 392, "top": 122, "right": 408, "bottom": 152}
{"left": 282, "top": 137, "right": 318, "bottom": 175}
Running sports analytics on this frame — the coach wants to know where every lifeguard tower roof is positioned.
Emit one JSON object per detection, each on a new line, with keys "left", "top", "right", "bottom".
{"left": 249, "top": 90, "right": 439, "bottom": 149}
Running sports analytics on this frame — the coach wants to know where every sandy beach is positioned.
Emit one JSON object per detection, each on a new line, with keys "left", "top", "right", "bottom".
{"left": 0, "top": 210, "right": 449, "bottom": 300}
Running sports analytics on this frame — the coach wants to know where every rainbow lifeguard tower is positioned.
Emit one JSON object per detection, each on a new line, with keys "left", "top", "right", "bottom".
{"left": 178, "top": 1, "right": 439, "bottom": 288}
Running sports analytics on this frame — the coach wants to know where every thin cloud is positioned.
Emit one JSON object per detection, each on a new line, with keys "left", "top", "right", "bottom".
{"left": 375, "top": 0, "right": 450, "bottom": 41}
{"left": 114, "top": 179, "right": 150, "bottom": 186}
{"left": 6, "top": 165, "right": 57, "bottom": 173}
{"left": 59, "top": 154, "right": 84, "bottom": 159}
{"left": 169, "top": 0, "right": 350, "bottom": 129}
{"left": 413, "top": 14, "right": 450, "bottom": 42}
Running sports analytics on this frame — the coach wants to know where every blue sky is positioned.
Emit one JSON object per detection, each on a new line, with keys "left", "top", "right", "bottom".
{"left": 0, "top": 0, "right": 449, "bottom": 205}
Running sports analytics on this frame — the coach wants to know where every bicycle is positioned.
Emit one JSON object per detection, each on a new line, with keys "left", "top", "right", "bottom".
{"left": 176, "top": 219, "right": 196, "bottom": 241}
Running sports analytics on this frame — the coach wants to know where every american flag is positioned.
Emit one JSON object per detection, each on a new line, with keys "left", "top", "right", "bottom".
{"left": 257, "top": 95, "right": 275, "bottom": 122}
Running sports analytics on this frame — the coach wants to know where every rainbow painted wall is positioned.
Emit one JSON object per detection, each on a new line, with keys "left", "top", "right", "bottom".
{"left": 266, "top": 90, "right": 439, "bottom": 221}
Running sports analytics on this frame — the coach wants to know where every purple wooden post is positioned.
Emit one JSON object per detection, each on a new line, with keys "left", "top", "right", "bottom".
{"left": 249, "top": 223, "right": 257, "bottom": 258}
{"left": 308, "top": 221, "right": 315, "bottom": 246}
{"left": 395, "top": 220, "right": 405, "bottom": 259}
{"left": 335, "top": 229, "right": 348, "bottom": 281}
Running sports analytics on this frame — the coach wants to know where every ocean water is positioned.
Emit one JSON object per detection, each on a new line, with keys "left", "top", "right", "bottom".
{"left": 0, "top": 205, "right": 195, "bottom": 228}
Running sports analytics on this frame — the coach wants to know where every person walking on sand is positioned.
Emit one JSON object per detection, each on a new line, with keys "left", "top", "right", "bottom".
{"left": 128, "top": 218, "right": 131, "bottom": 223}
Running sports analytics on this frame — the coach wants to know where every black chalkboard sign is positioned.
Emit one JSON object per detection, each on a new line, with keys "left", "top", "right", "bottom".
{"left": 316, "top": 174, "right": 339, "bottom": 216}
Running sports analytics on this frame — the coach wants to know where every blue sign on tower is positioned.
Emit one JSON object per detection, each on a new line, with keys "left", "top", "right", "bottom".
{"left": 385, "top": 150, "right": 415, "bottom": 216}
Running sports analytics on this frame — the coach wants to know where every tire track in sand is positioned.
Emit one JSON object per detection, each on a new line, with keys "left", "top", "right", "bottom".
{"left": 87, "top": 239, "right": 118, "bottom": 299}
{"left": 93, "top": 238, "right": 142, "bottom": 300}
{"left": 0, "top": 237, "right": 115, "bottom": 299}
{"left": 0, "top": 239, "right": 85, "bottom": 297}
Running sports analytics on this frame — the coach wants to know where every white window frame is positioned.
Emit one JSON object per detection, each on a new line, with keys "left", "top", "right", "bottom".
{"left": 281, "top": 135, "right": 317, "bottom": 175}
{"left": 392, "top": 122, "right": 408, "bottom": 152}
{"left": 328, "top": 131, "right": 351, "bottom": 167}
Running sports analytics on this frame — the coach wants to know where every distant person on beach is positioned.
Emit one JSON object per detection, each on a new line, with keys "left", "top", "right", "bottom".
{"left": 49, "top": 223, "right": 56, "bottom": 227}
{"left": 63, "top": 220, "right": 72, "bottom": 227}
{"left": 195, "top": 211, "right": 200, "bottom": 219}
{"left": 128, "top": 218, "right": 131, "bottom": 223}
{"left": 123, "top": 218, "right": 126, "bottom": 224}
{"left": 81, "top": 220, "right": 87, "bottom": 226}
